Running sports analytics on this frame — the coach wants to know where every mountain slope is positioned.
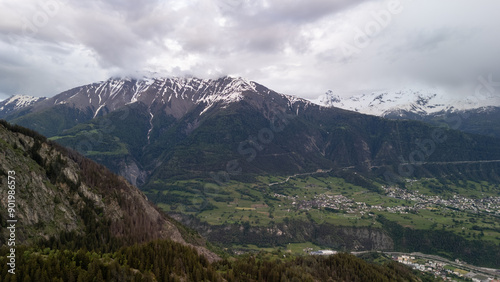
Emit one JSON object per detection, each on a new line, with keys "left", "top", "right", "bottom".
{"left": 386, "top": 106, "right": 500, "bottom": 138}
{"left": 0, "top": 120, "right": 217, "bottom": 260}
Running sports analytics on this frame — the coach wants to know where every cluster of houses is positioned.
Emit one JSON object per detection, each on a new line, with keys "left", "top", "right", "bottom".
{"left": 384, "top": 186, "right": 500, "bottom": 214}
{"left": 273, "top": 185, "right": 500, "bottom": 217}
{"left": 285, "top": 192, "right": 420, "bottom": 214}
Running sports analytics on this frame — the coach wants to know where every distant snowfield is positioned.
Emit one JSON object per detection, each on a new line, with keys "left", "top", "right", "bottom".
{"left": 310, "top": 88, "right": 500, "bottom": 116}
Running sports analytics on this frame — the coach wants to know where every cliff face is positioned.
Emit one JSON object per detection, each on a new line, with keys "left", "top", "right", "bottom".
{"left": 0, "top": 121, "right": 217, "bottom": 261}
{"left": 173, "top": 214, "right": 394, "bottom": 252}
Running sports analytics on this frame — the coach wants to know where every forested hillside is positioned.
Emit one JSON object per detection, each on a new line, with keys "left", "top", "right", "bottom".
{"left": 0, "top": 240, "right": 428, "bottom": 281}
{"left": 0, "top": 120, "right": 216, "bottom": 258}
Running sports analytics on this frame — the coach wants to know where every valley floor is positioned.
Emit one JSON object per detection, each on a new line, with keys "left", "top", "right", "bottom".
{"left": 146, "top": 172, "right": 500, "bottom": 268}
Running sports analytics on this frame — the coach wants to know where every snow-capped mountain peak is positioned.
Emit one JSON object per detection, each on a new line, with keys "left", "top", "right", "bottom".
{"left": 27, "top": 76, "right": 309, "bottom": 120}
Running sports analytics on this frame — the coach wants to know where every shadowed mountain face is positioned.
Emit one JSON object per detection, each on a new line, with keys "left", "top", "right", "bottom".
{"left": 0, "top": 121, "right": 217, "bottom": 261}
{"left": 384, "top": 106, "right": 500, "bottom": 139}
{"left": 3, "top": 77, "right": 500, "bottom": 188}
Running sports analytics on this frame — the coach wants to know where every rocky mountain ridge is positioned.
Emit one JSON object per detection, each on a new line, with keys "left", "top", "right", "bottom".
{"left": 7, "top": 76, "right": 312, "bottom": 120}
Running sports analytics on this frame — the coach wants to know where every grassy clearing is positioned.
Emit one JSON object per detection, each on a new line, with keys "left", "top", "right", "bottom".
{"left": 286, "top": 242, "right": 323, "bottom": 254}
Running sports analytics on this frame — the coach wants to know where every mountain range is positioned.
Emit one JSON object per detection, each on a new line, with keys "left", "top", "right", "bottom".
{"left": 315, "top": 88, "right": 500, "bottom": 138}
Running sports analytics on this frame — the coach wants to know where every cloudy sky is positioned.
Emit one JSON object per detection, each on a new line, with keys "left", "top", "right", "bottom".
{"left": 1, "top": 0, "right": 499, "bottom": 101}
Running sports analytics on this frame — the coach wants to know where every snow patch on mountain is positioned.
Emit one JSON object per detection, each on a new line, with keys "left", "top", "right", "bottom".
{"left": 0, "top": 95, "right": 45, "bottom": 110}
{"left": 0, "top": 95, "right": 46, "bottom": 117}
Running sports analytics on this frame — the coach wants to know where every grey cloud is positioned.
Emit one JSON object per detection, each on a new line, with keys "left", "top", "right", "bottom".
{"left": 266, "top": 0, "right": 368, "bottom": 23}
{"left": 97, "top": 0, "right": 161, "bottom": 18}
{"left": 1, "top": 0, "right": 370, "bottom": 96}
{"left": 223, "top": 0, "right": 369, "bottom": 24}
{"left": 218, "top": 0, "right": 371, "bottom": 54}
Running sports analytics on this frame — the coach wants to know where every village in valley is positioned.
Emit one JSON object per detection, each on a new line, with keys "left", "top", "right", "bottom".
{"left": 274, "top": 185, "right": 500, "bottom": 216}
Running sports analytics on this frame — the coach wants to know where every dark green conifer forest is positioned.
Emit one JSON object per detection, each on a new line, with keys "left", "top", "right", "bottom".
{"left": 1, "top": 240, "right": 430, "bottom": 281}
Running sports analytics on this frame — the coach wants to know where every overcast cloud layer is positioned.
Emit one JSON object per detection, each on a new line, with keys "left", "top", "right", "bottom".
{"left": 1, "top": 0, "right": 500, "bottom": 101}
